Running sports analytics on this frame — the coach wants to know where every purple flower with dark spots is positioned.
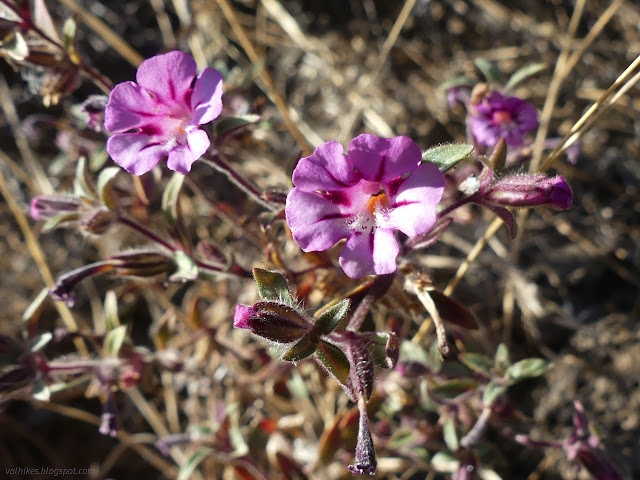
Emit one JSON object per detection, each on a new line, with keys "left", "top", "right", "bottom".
{"left": 285, "top": 134, "right": 445, "bottom": 279}
{"left": 470, "top": 91, "right": 538, "bottom": 147}
{"left": 104, "top": 51, "right": 223, "bottom": 175}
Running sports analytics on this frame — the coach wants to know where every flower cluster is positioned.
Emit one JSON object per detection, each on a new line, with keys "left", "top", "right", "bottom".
{"left": 104, "top": 51, "right": 223, "bottom": 175}
{"left": 285, "top": 134, "right": 446, "bottom": 278}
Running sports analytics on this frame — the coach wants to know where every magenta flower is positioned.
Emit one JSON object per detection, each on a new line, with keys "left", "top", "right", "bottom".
{"left": 104, "top": 51, "right": 223, "bottom": 175}
{"left": 470, "top": 91, "right": 538, "bottom": 147}
{"left": 285, "top": 134, "right": 445, "bottom": 279}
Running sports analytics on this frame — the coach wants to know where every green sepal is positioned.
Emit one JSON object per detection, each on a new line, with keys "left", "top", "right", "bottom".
{"left": 253, "top": 268, "right": 293, "bottom": 303}
{"left": 312, "top": 298, "right": 349, "bottom": 335}
{"left": 315, "top": 340, "right": 350, "bottom": 386}
{"left": 281, "top": 334, "right": 318, "bottom": 362}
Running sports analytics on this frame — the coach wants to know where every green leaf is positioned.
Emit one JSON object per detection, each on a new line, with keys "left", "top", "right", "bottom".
{"left": 459, "top": 352, "right": 493, "bottom": 377}
{"left": 169, "top": 251, "right": 198, "bottom": 282}
{"left": 441, "top": 75, "right": 475, "bottom": 90}
{"left": 42, "top": 212, "right": 80, "bottom": 232}
{"left": 506, "top": 358, "right": 549, "bottom": 380}
{"left": 504, "top": 63, "right": 546, "bottom": 91}
{"left": 22, "top": 287, "right": 49, "bottom": 327}
{"left": 422, "top": 143, "right": 474, "bottom": 172}
{"left": 315, "top": 341, "right": 350, "bottom": 386}
{"left": 161, "top": 172, "right": 184, "bottom": 226}
{"left": 73, "top": 156, "right": 94, "bottom": 198}
{"left": 62, "top": 17, "right": 77, "bottom": 52}
{"left": 399, "top": 340, "right": 429, "bottom": 365}
{"left": 97, "top": 167, "right": 121, "bottom": 210}
{"left": 313, "top": 299, "right": 350, "bottom": 335}
{"left": 177, "top": 447, "right": 212, "bottom": 480}
{"left": 443, "top": 417, "right": 459, "bottom": 451}
{"left": 483, "top": 380, "right": 506, "bottom": 407}
{"left": 475, "top": 58, "right": 503, "bottom": 83}
{"left": 104, "top": 325, "right": 127, "bottom": 357}
{"left": 103, "top": 290, "right": 120, "bottom": 331}
{"left": 494, "top": 343, "right": 511, "bottom": 371}
{"left": 215, "top": 114, "right": 261, "bottom": 138}
{"left": 253, "top": 268, "right": 293, "bottom": 303}
{"left": 430, "top": 378, "right": 478, "bottom": 398}
{"left": 281, "top": 335, "right": 318, "bottom": 362}
{"left": 431, "top": 451, "right": 459, "bottom": 473}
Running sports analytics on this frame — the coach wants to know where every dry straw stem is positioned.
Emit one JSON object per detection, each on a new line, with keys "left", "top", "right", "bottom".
{"left": 214, "top": 0, "right": 313, "bottom": 156}
{"left": 56, "top": 0, "right": 144, "bottom": 67}
{"left": 0, "top": 158, "right": 89, "bottom": 357}
{"left": 27, "top": 399, "right": 179, "bottom": 478}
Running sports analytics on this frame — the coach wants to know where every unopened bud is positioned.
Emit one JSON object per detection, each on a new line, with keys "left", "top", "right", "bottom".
{"left": 234, "top": 302, "right": 311, "bottom": 344}
{"left": 30, "top": 195, "right": 81, "bottom": 220}
{"left": 482, "top": 174, "right": 572, "bottom": 210}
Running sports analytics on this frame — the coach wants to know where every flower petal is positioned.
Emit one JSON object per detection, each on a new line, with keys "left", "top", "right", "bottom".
{"left": 469, "top": 116, "right": 498, "bottom": 146}
{"left": 104, "top": 81, "right": 170, "bottom": 133}
{"left": 292, "top": 141, "right": 358, "bottom": 191}
{"left": 339, "top": 231, "right": 374, "bottom": 279}
{"left": 286, "top": 188, "right": 351, "bottom": 252}
{"left": 166, "top": 129, "right": 210, "bottom": 174}
{"left": 136, "top": 51, "right": 196, "bottom": 104}
{"left": 191, "top": 67, "right": 224, "bottom": 125}
{"left": 107, "top": 133, "right": 165, "bottom": 175}
{"left": 371, "top": 228, "right": 400, "bottom": 275}
{"left": 348, "top": 134, "right": 421, "bottom": 185}
{"left": 386, "top": 162, "right": 445, "bottom": 237}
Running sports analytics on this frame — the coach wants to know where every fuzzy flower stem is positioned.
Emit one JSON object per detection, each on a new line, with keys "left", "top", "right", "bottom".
{"left": 201, "top": 154, "right": 277, "bottom": 211}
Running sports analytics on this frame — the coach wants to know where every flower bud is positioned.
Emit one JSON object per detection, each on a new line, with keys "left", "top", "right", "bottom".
{"left": 347, "top": 399, "right": 377, "bottom": 476}
{"left": 233, "top": 302, "right": 312, "bottom": 344}
{"left": 482, "top": 174, "right": 572, "bottom": 210}
{"left": 30, "top": 195, "right": 81, "bottom": 220}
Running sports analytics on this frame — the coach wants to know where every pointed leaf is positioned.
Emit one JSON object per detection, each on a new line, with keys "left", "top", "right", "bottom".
{"left": 22, "top": 288, "right": 49, "bottom": 328}
{"left": 483, "top": 380, "right": 506, "bottom": 407}
{"left": 443, "top": 417, "right": 459, "bottom": 451}
{"left": 459, "top": 352, "right": 493, "bottom": 377}
{"left": 169, "top": 251, "right": 198, "bottom": 282}
{"left": 62, "top": 16, "right": 77, "bottom": 54}
{"left": 506, "top": 358, "right": 549, "bottom": 380}
{"left": 431, "top": 451, "right": 459, "bottom": 473}
{"left": 161, "top": 172, "right": 184, "bottom": 226}
{"left": 73, "top": 156, "right": 94, "bottom": 198}
{"left": 475, "top": 58, "right": 503, "bottom": 83}
{"left": 97, "top": 167, "right": 121, "bottom": 210}
{"left": 367, "top": 332, "right": 399, "bottom": 369}
{"left": 315, "top": 341, "right": 350, "bottom": 386}
{"left": 253, "top": 268, "right": 293, "bottom": 303}
{"left": 430, "top": 378, "right": 479, "bottom": 398}
{"left": 441, "top": 76, "right": 475, "bottom": 90}
{"left": 42, "top": 212, "right": 80, "bottom": 232}
{"left": 28, "top": 332, "right": 52, "bottom": 353}
{"left": 505, "top": 63, "right": 546, "bottom": 91}
{"left": 430, "top": 290, "right": 478, "bottom": 330}
{"left": 103, "top": 290, "right": 120, "bottom": 331}
{"left": 422, "top": 143, "right": 474, "bottom": 172}
{"left": 313, "top": 299, "right": 349, "bottom": 335}
{"left": 177, "top": 447, "right": 212, "bottom": 480}
{"left": 494, "top": 343, "right": 510, "bottom": 371}
{"left": 281, "top": 334, "right": 318, "bottom": 362}
{"left": 104, "top": 325, "right": 127, "bottom": 357}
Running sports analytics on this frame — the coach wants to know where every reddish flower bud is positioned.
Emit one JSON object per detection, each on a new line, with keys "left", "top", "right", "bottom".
{"left": 482, "top": 174, "right": 572, "bottom": 210}
{"left": 30, "top": 195, "right": 81, "bottom": 220}
{"left": 233, "top": 302, "right": 312, "bottom": 344}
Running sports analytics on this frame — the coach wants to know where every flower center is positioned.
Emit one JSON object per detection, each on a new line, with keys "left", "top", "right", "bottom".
{"left": 492, "top": 110, "right": 512, "bottom": 125}
{"left": 367, "top": 191, "right": 389, "bottom": 215}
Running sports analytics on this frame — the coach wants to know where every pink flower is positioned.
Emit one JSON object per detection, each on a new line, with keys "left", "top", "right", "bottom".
{"left": 285, "top": 134, "right": 445, "bottom": 279}
{"left": 470, "top": 91, "right": 538, "bottom": 147}
{"left": 104, "top": 51, "right": 223, "bottom": 175}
